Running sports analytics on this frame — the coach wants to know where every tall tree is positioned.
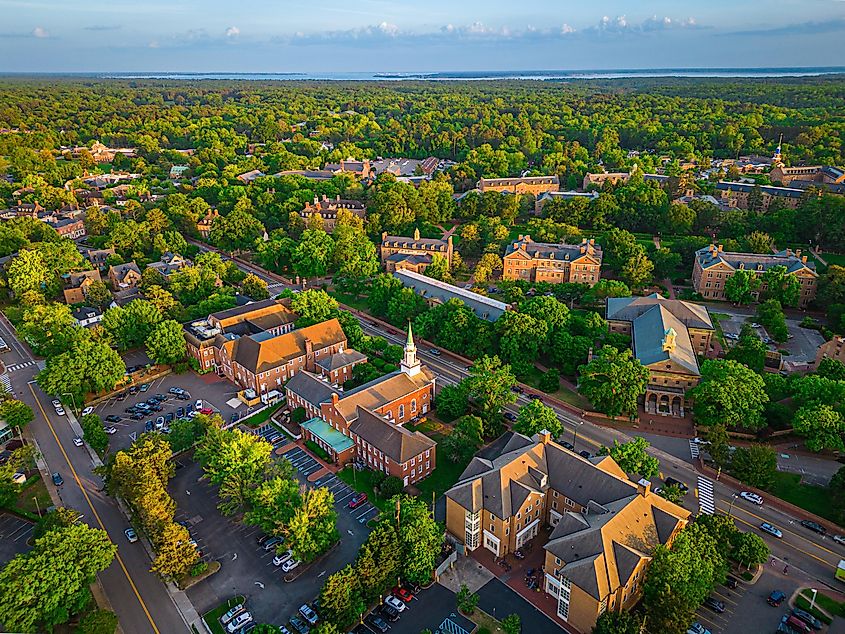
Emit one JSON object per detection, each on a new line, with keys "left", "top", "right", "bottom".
{"left": 464, "top": 355, "right": 517, "bottom": 435}
{"left": 689, "top": 359, "right": 768, "bottom": 431}
{"left": 725, "top": 324, "right": 767, "bottom": 372}
{"left": 723, "top": 269, "right": 760, "bottom": 305}
{"left": 285, "top": 487, "right": 339, "bottom": 563}
{"left": 150, "top": 522, "right": 199, "bottom": 582}
{"left": 578, "top": 347, "right": 649, "bottom": 418}
{"left": 355, "top": 522, "right": 402, "bottom": 603}
{"left": 597, "top": 438, "right": 660, "bottom": 479}
{"left": 793, "top": 404, "right": 845, "bottom": 452}
{"left": 244, "top": 472, "right": 301, "bottom": 536}
{"left": 513, "top": 400, "right": 562, "bottom": 438}
{"left": 729, "top": 444, "right": 777, "bottom": 488}
{"left": 318, "top": 565, "right": 365, "bottom": 628}
{"left": 37, "top": 339, "right": 126, "bottom": 405}
{"left": 392, "top": 495, "right": 443, "bottom": 586}
{"left": 761, "top": 265, "right": 801, "bottom": 307}
{"left": 145, "top": 319, "right": 187, "bottom": 365}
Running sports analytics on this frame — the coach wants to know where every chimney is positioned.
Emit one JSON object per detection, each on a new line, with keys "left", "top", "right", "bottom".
{"left": 538, "top": 429, "right": 551, "bottom": 445}
{"left": 381, "top": 231, "right": 388, "bottom": 242}
{"left": 637, "top": 478, "right": 651, "bottom": 497}
{"left": 414, "top": 228, "right": 420, "bottom": 240}
{"left": 802, "top": 256, "right": 808, "bottom": 263}
{"left": 331, "top": 392, "right": 339, "bottom": 406}
{"left": 518, "top": 234, "right": 524, "bottom": 241}
{"left": 717, "top": 244, "right": 723, "bottom": 252}
{"left": 795, "top": 249, "right": 802, "bottom": 258}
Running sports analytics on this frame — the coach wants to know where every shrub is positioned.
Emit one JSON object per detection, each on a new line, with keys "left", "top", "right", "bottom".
{"left": 379, "top": 476, "right": 404, "bottom": 498}
{"left": 189, "top": 561, "right": 209, "bottom": 577}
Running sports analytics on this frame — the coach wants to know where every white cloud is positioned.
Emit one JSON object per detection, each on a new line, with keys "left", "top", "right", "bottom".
{"left": 225, "top": 26, "right": 240, "bottom": 38}
{"left": 148, "top": 40, "right": 159, "bottom": 48}
{"left": 32, "top": 26, "right": 49, "bottom": 38}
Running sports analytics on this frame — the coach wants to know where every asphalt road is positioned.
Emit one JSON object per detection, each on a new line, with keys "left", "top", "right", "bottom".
{"left": 0, "top": 313, "right": 188, "bottom": 634}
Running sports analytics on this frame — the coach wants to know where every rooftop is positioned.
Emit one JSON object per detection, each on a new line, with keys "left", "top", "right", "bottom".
{"left": 301, "top": 417, "right": 354, "bottom": 454}
{"left": 695, "top": 245, "right": 817, "bottom": 275}
{"left": 394, "top": 268, "right": 509, "bottom": 322}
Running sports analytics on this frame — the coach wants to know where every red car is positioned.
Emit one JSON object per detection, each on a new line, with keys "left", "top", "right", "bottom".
{"left": 199, "top": 407, "right": 213, "bottom": 416}
{"left": 348, "top": 492, "right": 368, "bottom": 509}
{"left": 392, "top": 586, "right": 414, "bottom": 602}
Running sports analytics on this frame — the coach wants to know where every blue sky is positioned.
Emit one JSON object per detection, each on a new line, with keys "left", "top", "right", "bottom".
{"left": 2, "top": 0, "right": 844, "bottom": 73}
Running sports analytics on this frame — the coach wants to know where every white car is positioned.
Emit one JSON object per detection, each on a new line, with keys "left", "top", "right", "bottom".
{"left": 73, "top": 437, "right": 84, "bottom": 447}
{"left": 740, "top": 492, "right": 763, "bottom": 505}
{"left": 220, "top": 604, "right": 245, "bottom": 625}
{"left": 687, "top": 623, "right": 711, "bottom": 634}
{"left": 281, "top": 558, "right": 300, "bottom": 572}
{"left": 104, "top": 426, "right": 117, "bottom": 435}
{"left": 833, "top": 534, "right": 845, "bottom": 546}
{"left": 195, "top": 399, "right": 203, "bottom": 410}
{"left": 11, "top": 472, "right": 27, "bottom": 484}
{"left": 384, "top": 595, "right": 406, "bottom": 612}
{"left": 81, "top": 406, "right": 94, "bottom": 416}
{"left": 124, "top": 527, "right": 138, "bottom": 543}
{"left": 273, "top": 550, "right": 293, "bottom": 566}
{"left": 51, "top": 399, "right": 61, "bottom": 409}
{"left": 226, "top": 612, "right": 252, "bottom": 633}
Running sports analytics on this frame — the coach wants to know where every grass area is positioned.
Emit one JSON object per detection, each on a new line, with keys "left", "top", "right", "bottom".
{"left": 330, "top": 291, "right": 370, "bottom": 313}
{"left": 740, "top": 571, "right": 754, "bottom": 582}
{"left": 797, "top": 589, "right": 845, "bottom": 621}
{"left": 765, "top": 472, "right": 835, "bottom": 523}
{"left": 710, "top": 312, "right": 731, "bottom": 347}
{"left": 241, "top": 403, "right": 284, "bottom": 428}
{"left": 470, "top": 608, "right": 504, "bottom": 633}
{"left": 202, "top": 595, "right": 245, "bottom": 634}
{"left": 818, "top": 251, "right": 845, "bottom": 268}
{"left": 15, "top": 475, "right": 51, "bottom": 518}
{"left": 337, "top": 467, "right": 389, "bottom": 512}
{"left": 415, "top": 455, "right": 470, "bottom": 501}
{"left": 520, "top": 364, "right": 590, "bottom": 410}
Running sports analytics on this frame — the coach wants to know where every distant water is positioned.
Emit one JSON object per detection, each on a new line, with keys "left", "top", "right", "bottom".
{"left": 89, "top": 67, "right": 845, "bottom": 81}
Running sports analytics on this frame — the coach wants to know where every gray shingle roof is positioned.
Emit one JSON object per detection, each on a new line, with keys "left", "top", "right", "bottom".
{"left": 316, "top": 349, "right": 367, "bottom": 372}
{"left": 606, "top": 293, "right": 714, "bottom": 331}
{"left": 632, "top": 305, "right": 700, "bottom": 375}
{"left": 695, "top": 246, "right": 817, "bottom": 275}
{"left": 348, "top": 407, "right": 435, "bottom": 464}
{"left": 394, "top": 268, "right": 508, "bottom": 322}
{"left": 284, "top": 370, "right": 340, "bottom": 408}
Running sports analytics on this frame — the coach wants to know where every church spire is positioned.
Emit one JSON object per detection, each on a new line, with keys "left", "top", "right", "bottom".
{"left": 401, "top": 321, "right": 421, "bottom": 377}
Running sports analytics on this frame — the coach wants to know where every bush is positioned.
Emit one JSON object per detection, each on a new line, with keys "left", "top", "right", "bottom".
{"left": 75, "top": 609, "right": 118, "bottom": 634}
{"left": 456, "top": 584, "right": 479, "bottom": 615}
{"left": 539, "top": 369, "right": 560, "bottom": 393}
{"left": 305, "top": 440, "right": 333, "bottom": 463}
{"left": 379, "top": 476, "right": 404, "bottom": 498}
{"left": 189, "top": 561, "right": 209, "bottom": 577}
{"left": 290, "top": 407, "right": 306, "bottom": 425}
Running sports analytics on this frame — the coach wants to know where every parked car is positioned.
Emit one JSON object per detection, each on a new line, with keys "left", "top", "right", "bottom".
{"left": 200, "top": 407, "right": 213, "bottom": 415}
{"left": 768, "top": 590, "right": 786, "bottom": 607}
{"left": 348, "top": 492, "right": 368, "bottom": 509}
{"left": 51, "top": 399, "right": 61, "bottom": 409}
{"left": 81, "top": 406, "right": 94, "bottom": 416}
{"left": 791, "top": 608, "right": 822, "bottom": 630}
{"left": 263, "top": 536, "right": 284, "bottom": 551}
{"left": 219, "top": 604, "right": 245, "bottom": 625}
{"left": 124, "top": 527, "right": 138, "bottom": 542}
{"left": 760, "top": 522, "right": 783, "bottom": 538}
{"left": 384, "top": 595, "right": 406, "bottom": 612}
{"left": 140, "top": 383, "right": 150, "bottom": 392}
{"left": 561, "top": 441, "right": 575, "bottom": 451}
{"left": 664, "top": 477, "right": 689, "bottom": 493}
{"left": 392, "top": 586, "right": 414, "bottom": 602}
{"left": 751, "top": 322, "right": 762, "bottom": 328}
{"left": 156, "top": 416, "right": 165, "bottom": 428}
{"left": 55, "top": 405, "right": 65, "bottom": 416}
{"left": 130, "top": 413, "right": 143, "bottom": 420}
{"left": 104, "top": 426, "right": 117, "bottom": 435}
{"left": 51, "top": 472, "right": 64, "bottom": 486}
{"left": 503, "top": 412, "right": 517, "bottom": 422}
{"left": 784, "top": 615, "right": 813, "bottom": 634}
{"left": 177, "top": 393, "right": 190, "bottom": 400}
{"left": 145, "top": 421, "right": 154, "bottom": 431}
{"left": 428, "top": 348, "right": 441, "bottom": 356}
{"left": 800, "top": 520, "right": 827, "bottom": 535}
{"left": 176, "top": 407, "right": 185, "bottom": 417}
{"left": 105, "top": 415, "right": 121, "bottom": 423}
{"left": 724, "top": 575, "right": 738, "bottom": 589}
{"left": 165, "top": 412, "right": 175, "bottom": 423}
{"left": 281, "top": 558, "right": 300, "bottom": 572}
{"left": 195, "top": 399, "right": 203, "bottom": 410}
{"left": 278, "top": 626, "right": 292, "bottom": 634}
{"left": 379, "top": 603, "right": 400, "bottom": 622}
{"left": 298, "top": 604, "right": 318, "bottom": 625}
{"left": 11, "top": 472, "right": 26, "bottom": 484}
{"left": 364, "top": 614, "right": 389, "bottom": 633}
{"left": 230, "top": 413, "right": 239, "bottom": 423}
{"left": 703, "top": 597, "right": 725, "bottom": 613}
{"left": 273, "top": 550, "right": 293, "bottom": 566}
{"left": 73, "top": 437, "right": 84, "bottom": 447}
{"left": 226, "top": 612, "right": 253, "bottom": 633}
{"left": 288, "top": 615, "right": 309, "bottom": 634}
{"left": 578, "top": 450, "right": 592, "bottom": 459}
{"left": 687, "top": 623, "right": 711, "bottom": 634}
{"left": 169, "top": 387, "right": 184, "bottom": 395}
{"left": 834, "top": 534, "right": 845, "bottom": 546}
{"left": 116, "top": 392, "right": 127, "bottom": 401}
{"left": 740, "top": 491, "right": 763, "bottom": 505}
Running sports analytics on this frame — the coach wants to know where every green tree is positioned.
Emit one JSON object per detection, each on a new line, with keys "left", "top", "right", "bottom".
{"left": 656, "top": 483, "right": 684, "bottom": 504}
{"left": 816, "top": 357, "right": 845, "bottom": 381}
{"left": 551, "top": 330, "right": 593, "bottom": 376}
{"left": 292, "top": 229, "right": 334, "bottom": 280}
{"left": 745, "top": 231, "right": 773, "bottom": 254}
{"left": 456, "top": 584, "right": 479, "bottom": 615}
{"left": 150, "top": 522, "right": 199, "bottom": 582}
{"left": 290, "top": 289, "right": 339, "bottom": 326}
{"left": 441, "top": 415, "right": 485, "bottom": 463}
{"left": 355, "top": 522, "right": 401, "bottom": 603}
{"left": 501, "top": 614, "right": 522, "bottom": 634}
{"left": 578, "top": 347, "right": 649, "bottom": 418}
{"left": 689, "top": 359, "right": 768, "bottom": 431}
{"left": 651, "top": 247, "right": 682, "bottom": 281}
{"left": 539, "top": 368, "right": 561, "bottom": 393}
{"left": 367, "top": 274, "right": 403, "bottom": 317}
{"left": 598, "top": 438, "right": 660, "bottom": 479}
{"left": 514, "top": 400, "right": 562, "bottom": 438}
{"left": 723, "top": 269, "right": 760, "bottom": 305}
{"left": 705, "top": 423, "right": 732, "bottom": 468}
{"left": 241, "top": 273, "right": 270, "bottom": 300}
{"left": 793, "top": 404, "right": 845, "bottom": 452}
{"left": 32, "top": 507, "right": 82, "bottom": 539}
{"left": 731, "top": 531, "right": 770, "bottom": 569}
{"left": 285, "top": 486, "right": 339, "bottom": 563}
{"left": 756, "top": 299, "right": 789, "bottom": 343}
{"left": 80, "top": 413, "right": 109, "bottom": 455}
{"left": 726, "top": 324, "right": 768, "bottom": 372}
{"left": 101, "top": 299, "right": 163, "bottom": 350}
{"left": 582, "top": 279, "right": 631, "bottom": 306}
{"left": 85, "top": 280, "right": 113, "bottom": 310}
{"left": 730, "top": 444, "right": 777, "bottom": 489}
{"left": 496, "top": 311, "right": 548, "bottom": 369}
{"left": 761, "top": 265, "right": 801, "bottom": 307}
{"left": 0, "top": 523, "right": 116, "bottom": 633}
{"left": 209, "top": 205, "right": 266, "bottom": 252}
{"left": 0, "top": 399, "right": 34, "bottom": 431}
{"left": 392, "top": 495, "right": 443, "bottom": 586}
{"left": 319, "top": 565, "right": 365, "bottom": 628}
{"left": 520, "top": 295, "right": 570, "bottom": 333}
{"left": 592, "top": 611, "right": 640, "bottom": 634}
{"left": 145, "top": 319, "right": 187, "bottom": 365}
{"left": 464, "top": 355, "right": 517, "bottom": 435}
{"left": 435, "top": 383, "right": 469, "bottom": 422}
{"left": 7, "top": 248, "right": 51, "bottom": 298}
{"left": 620, "top": 249, "right": 654, "bottom": 289}
{"left": 387, "top": 287, "right": 427, "bottom": 327}
{"left": 19, "top": 302, "right": 81, "bottom": 357}
{"left": 425, "top": 253, "right": 452, "bottom": 281}
{"left": 75, "top": 609, "right": 118, "bottom": 634}
{"left": 37, "top": 339, "right": 126, "bottom": 405}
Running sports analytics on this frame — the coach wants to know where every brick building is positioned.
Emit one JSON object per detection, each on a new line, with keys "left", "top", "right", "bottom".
{"left": 380, "top": 228, "right": 453, "bottom": 273}
{"left": 62, "top": 270, "right": 102, "bottom": 304}
{"left": 196, "top": 208, "right": 219, "bottom": 238}
{"left": 477, "top": 175, "right": 560, "bottom": 196}
{"left": 715, "top": 181, "right": 803, "bottom": 210}
{"left": 770, "top": 164, "right": 845, "bottom": 187}
{"left": 445, "top": 432, "right": 689, "bottom": 633}
{"left": 107, "top": 262, "right": 142, "bottom": 290}
{"left": 692, "top": 244, "right": 818, "bottom": 307}
{"left": 503, "top": 236, "right": 602, "bottom": 285}
{"left": 299, "top": 195, "right": 367, "bottom": 232}
{"left": 607, "top": 294, "right": 714, "bottom": 417}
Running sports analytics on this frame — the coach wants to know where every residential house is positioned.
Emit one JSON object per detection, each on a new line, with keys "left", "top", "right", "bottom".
{"left": 62, "top": 269, "right": 102, "bottom": 304}
{"left": 196, "top": 208, "right": 220, "bottom": 238}
{"left": 503, "top": 236, "right": 602, "bottom": 286}
{"left": 315, "top": 349, "right": 368, "bottom": 385}
{"left": 323, "top": 158, "right": 372, "bottom": 179}
{"left": 236, "top": 169, "right": 265, "bottom": 184}
{"left": 478, "top": 175, "right": 560, "bottom": 196}
{"left": 606, "top": 294, "right": 714, "bottom": 416}
{"left": 146, "top": 252, "right": 193, "bottom": 280}
{"left": 11, "top": 201, "right": 44, "bottom": 218}
{"left": 445, "top": 431, "right": 689, "bottom": 633}
{"left": 299, "top": 195, "right": 367, "bottom": 232}
{"left": 692, "top": 244, "right": 818, "bottom": 307}
{"left": 395, "top": 268, "right": 509, "bottom": 322}
{"left": 85, "top": 248, "right": 116, "bottom": 269}
{"left": 46, "top": 217, "right": 85, "bottom": 240}
{"left": 72, "top": 306, "right": 104, "bottom": 327}
{"left": 107, "top": 262, "right": 143, "bottom": 290}
{"left": 380, "top": 229, "right": 453, "bottom": 273}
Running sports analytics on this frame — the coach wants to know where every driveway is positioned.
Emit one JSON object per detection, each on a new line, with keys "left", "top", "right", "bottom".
{"left": 475, "top": 578, "right": 568, "bottom": 633}
{"left": 717, "top": 313, "right": 823, "bottom": 364}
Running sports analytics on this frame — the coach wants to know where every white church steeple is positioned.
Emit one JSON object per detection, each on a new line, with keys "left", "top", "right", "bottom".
{"left": 400, "top": 321, "right": 421, "bottom": 377}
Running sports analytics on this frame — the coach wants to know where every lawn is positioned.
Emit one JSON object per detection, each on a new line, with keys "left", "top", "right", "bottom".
{"left": 329, "top": 291, "right": 370, "bottom": 313}
{"left": 765, "top": 472, "right": 834, "bottom": 523}
{"left": 241, "top": 403, "right": 284, "bottom": 428}
{"left": 15, "top": 475, "right": 51, "bottom": 519}
{"left": 818, "top": 251, "right": 845, "bottom": 268}
{"left": 520, "top": 364, "right": 590, "bottom": 410}
{"left": 710, "top": 312, "right": 731, "bottom": 347}
{"left": 796, "top": 589, "right": 845, "bottom": 622}
{"left": 202, "top": 595, "right": 245, "bottom": 634}
{"left": 337, "top": 467, "right": 390, "bottom": 512}
{"left": 415, "top": 454, "right": 470, "bottom": 501}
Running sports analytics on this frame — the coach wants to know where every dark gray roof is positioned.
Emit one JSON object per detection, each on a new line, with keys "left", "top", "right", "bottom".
{"left": 606, "top": 293, "right": 714, "bottom": 331}
{"left": 716, "top": 181, "right": 804, "bottom": 198}
{"left": 385, "top": 253, "right": 431, "bottom": 265}
{"left": 560, "top": 555, "right": 603, "bottom": 600}
{"left": 504, "top": 236, "right": 603, "bottom": 263}
{"left": 394, "top": 268, "right": 508, "bottom": 322}
{"left": 284, "top": 370, "right": 339, "bottom": 408}
{"left": 612, "top": 541, "right": 642, "bottom": 586}
{"left": 348, "top": 407, "right": 435, "bottom": 463}
{"left": 632, "top": 305, "right": 699, "bottom": 375}
{"left": 653, "top": 505, "right": 683, "bottom": 544}
{"left": 316, "top": 349, "right": 367, "bottom": 372}
{"left": 695, "top": 246, "right": 817, "bottom": 275}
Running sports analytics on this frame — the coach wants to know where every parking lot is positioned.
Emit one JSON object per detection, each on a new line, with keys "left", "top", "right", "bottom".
{"left": 718, "top": 312, "right": 824, "bottom": 364}
{"left": 692, "top": 574, "right": 747, "bottom": 634}
{"left": 0, "top": 512, "right": 33, "bottom": 565}
{"left": 90, "top": 371, "right": 246, "bottom": 451}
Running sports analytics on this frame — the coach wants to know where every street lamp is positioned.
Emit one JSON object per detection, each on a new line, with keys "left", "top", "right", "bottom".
{"left": 728, "top": 493, "right": 739, "bottom": 517}
{"left": 61, "top": 392, "right": 79, "bottom": 417}
{"left": 32, "top": 496, "right": 40, "bottom": 517}
{"left": 810, "top": 588, "right": 818, "bottom": 612}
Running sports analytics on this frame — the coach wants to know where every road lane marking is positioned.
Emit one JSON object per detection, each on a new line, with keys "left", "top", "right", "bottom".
{"left": 28, "top": 384, "right": 162, "bottom": 634}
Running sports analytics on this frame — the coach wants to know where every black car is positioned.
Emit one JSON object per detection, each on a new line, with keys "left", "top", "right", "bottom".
{"left": 177, "top": 393, "right": 190, "bottom": 400}
{"left": 800, "top": 520, "right": 827, "bottom": 535}
{"left": 165, "top": 412, "right": 175, "bottom": 423}
{"left": 51, "top": 472, "right": 64, "bottom": 486}
{"left": 528, "top": 393, "right": 542, "bottom": 400}
{"left": 561, "top": 441, "right": 575, "bottom": 451}
{"left": 116, "top": 392, "right": 127, "bottom": 401}
{"left": 350, "top": 626, "right": 370, "bottom": 634}
{"left": 105, "top": 415, "right": 121, "bottom": 423}
{"left": 703, "top": 597, "right": 726, "bottom": 613}
{"left": 379, "top": 604, "right": 400, "bottom": 622}
{"left": 154, "top": 393, "right": 167, "bottom": 401}
{"left": 231, "top": 412, "right": 239, "bottom": 423}
{"left": 124, "top": 407, "right": 138, "bottom": 414}
{"left": 724, "top": 575, "right": 738, "bottom": 589}
{"left": 503, "top": 412, "right": 517, "bottom": 422}
{"left": 288, "top": 615, "right": 309, "bottom": 634}
{"left": 129, "top": 386, "right": 138, "bottom": 395}
{"left": 664, "top": 477, "right": 689, "bottom": 493}
{"left": 510, "top": 385, "right": 524, "bottom": 394}
{"left": 149, "top": 404, "right": 163, "bottom": 412}
{"left": 130, "top": 412, "right": 144, "bottom": 420}
{"left": 176, "top": 407, "right": 185, "bottom": 417}
{"left": 145, "top": 421, "right": 154, "bottom": 431}
{"left": 364, "top": 614, "right": 389, "bottom": 633}
{"left": 579, "top": 450, "right": 592, "bottom": 459}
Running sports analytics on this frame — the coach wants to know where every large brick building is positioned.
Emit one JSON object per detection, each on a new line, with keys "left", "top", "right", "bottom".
{"left": 503, "top": 236, "right": 602, "bottom": 285}
{"left": 380, "top": 229, "right": 453, "bottom": 273}
{"left": 715, "top": 181, "right": 803, "bottom": 210}
{"left": 770, "top": 164, "right": 845, "bottom": 187}
{"left": 299, "top": 195, "right": 367, "bottom": 232}
{"left": 445, "top": 432, "right": 689, "bottom": 633}
{"left": 286, "top": 324, "right": 437, "bottom": 485}
{"left": 692, "top": 244, "right": 818, "bottom": 307}
{"left": 607, "top": 294, "right": 714, "bottom": 417}
{"left": 477, "top": 175, "right": 559, "bottom": 196}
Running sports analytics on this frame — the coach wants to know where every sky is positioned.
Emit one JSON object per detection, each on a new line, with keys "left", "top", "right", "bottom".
{"left": 2, "top": 0, "right": 845, "bottom": 73}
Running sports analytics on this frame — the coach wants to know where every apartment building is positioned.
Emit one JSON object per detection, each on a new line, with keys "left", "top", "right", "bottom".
{"left": 503, "top": 236, "right": 602, "bottom": 286}
{"left": 715, "top": 181, "right": 803, "bottom": 210}
{"left": 607, "top": 294, "right": 714, "bottom": 417}
{"left": 692, "top": 244, "right": 818, "bottom": 307}
{"left": 445, "top": 432, "right": 689, "bottom": 633}
{"left": 380, "top": 228, "right": 453, "bottom": 273}
{"left": 299, "top": 195, "right": 367, "bottom": 232}
{"left": 477, "top": 175, "right": 560, "bottom": 196}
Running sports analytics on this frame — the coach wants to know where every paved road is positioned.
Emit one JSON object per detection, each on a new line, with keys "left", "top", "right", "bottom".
{"left": 0, "top": 313, "right": 188, "bottom": 634}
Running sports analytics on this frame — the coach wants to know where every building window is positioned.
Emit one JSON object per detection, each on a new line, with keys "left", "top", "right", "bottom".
{"left": 411, "top": 399, "right": 417, "bottom": 413}
{"left": 489, "top": 524, "right": 495, "bottom": 533}
{"left": 398, "top": 404, "right": 405, "bottom": 419}
{"left": 558, "top": 577, "right": 571, "bottom": 621}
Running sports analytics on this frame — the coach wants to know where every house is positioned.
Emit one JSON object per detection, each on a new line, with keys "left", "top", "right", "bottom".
{"left": 286, "top": 324, "right": 437, "bottom": 485}
{"left": 478, "top": 175, "right": 559, "bottom": 196}
{"left": 196, "top": 208, "right": 219, "bottom": 238}
{"left": 323, "top": 158, "right": 371, "bottom": 179}
{"left": 445, "top": 431, "right": 689, "bottom": 633}
{"left": 534, "top": 190, "right": 598, "bottom": 214}
{"left": 606, "top": 294, "right": 714, "bottom": 417}
{"left": 169, "top": 165, "right": 189, "bottom": 179}
{"left": 380, "top": 229, "right": 453, "bottom": 273}
{"left": 299, "top": 195, "right": 367, "bottom": 232}
{"left": 236, "top": 169, "right": 265, "bottom": 184}
{"left": 315, "top": 349, "right": 368, "bottom": 385}
{"left": 110, "top": 287, "right": 142, "bottom": 307}
{"left": 146, "top": 252, "right": 192, "bottom": 279}
{"left": 62, "top": 269, "right": 102, "bottom": 304}
{"left": 715, "top": 181, "right": 804, "bottom": 210}
{"left": 692, "top": 244, "right": 818, "bottom": 307}
{"left": 394, "top": 268, "right": 509, "bottom": 322}
{"left": 107, "top": 262, "right": 142, "bottom": 290}
{"left": 46, "top": 217, "right": 85, "bottom": 240}
{"left": 85, "top": 248, "right": 116, "bottom": 268}
{"left": 11, "top": 201, "right": 44, "bottom": 218}
{"left": 183, "top": 298, "right": 299, "bottom": 373}
{"left": 372, "top": 157, "right": 438, "bottom": 178}
{"left": 815, "top": 336, "right": 845, "bottom": 368}
{"left": 71, "top": 306, "right": 103, "bottom": 327}
{"left": 503, "top": 236, "right": 602, "bottom": 286}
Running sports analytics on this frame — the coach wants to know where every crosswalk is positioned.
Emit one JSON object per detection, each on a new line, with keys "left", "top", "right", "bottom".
{"left": 689, "top": 439, "right": 700, "bottom": 459}
{"left": 0, "top": 373, "right": 12, "bottom": 395}
{"left": 4, "top": 360, "right": 37, "bottom": 373}
{"left": 697, "top": 476, "right": 715, "bottom": 515}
